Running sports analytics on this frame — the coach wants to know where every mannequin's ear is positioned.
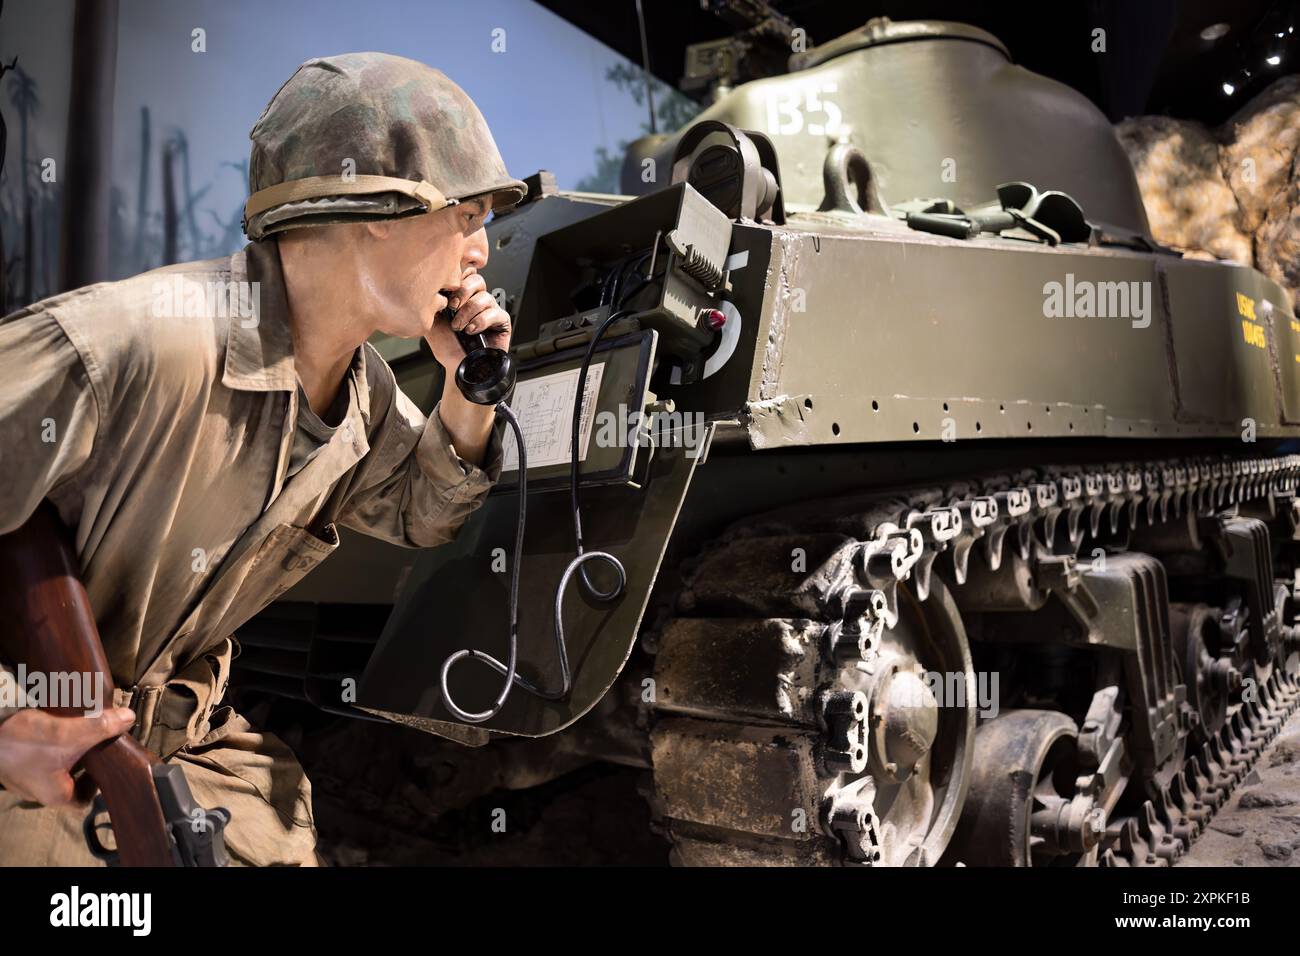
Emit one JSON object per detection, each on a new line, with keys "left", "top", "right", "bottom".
{"left": 363, "top": 219, "right": 393, "bottom": 240}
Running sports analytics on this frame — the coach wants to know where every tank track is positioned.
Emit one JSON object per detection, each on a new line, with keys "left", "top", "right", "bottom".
{"left": 642, "top": 452, "right": 1300, "bottom": 866}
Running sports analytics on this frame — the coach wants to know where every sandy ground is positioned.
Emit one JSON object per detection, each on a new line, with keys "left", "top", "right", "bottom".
{"left": 1178, "top": 706, "right": 1300, "bottom": 867}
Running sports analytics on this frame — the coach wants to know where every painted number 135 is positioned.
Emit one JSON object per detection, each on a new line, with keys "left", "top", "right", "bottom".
{"left": 765, "top": 82, "right": 843, "bottom": 137}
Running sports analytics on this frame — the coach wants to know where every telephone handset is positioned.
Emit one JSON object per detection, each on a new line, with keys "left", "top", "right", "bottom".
{"left": 443, "top": 306, "right": 516, "bottom": 406}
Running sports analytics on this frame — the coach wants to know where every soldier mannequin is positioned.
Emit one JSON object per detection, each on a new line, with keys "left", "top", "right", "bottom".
{"left": 0, "top": 53, "right": 526, "bottom": 865}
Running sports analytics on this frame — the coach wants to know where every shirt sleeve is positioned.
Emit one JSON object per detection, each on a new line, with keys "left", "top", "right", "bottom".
{"left": 0, "top": 306, "right": 101, "bottom": 729}
{"left": 0, "top": 306, "right": 101, "bottom": 535}
{"left": 337, "top": 379, "right": 504, "bottom": 548}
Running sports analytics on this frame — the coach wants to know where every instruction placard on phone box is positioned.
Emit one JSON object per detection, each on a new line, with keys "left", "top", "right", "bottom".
{"left": 501, "top": 362, "right": 606, "bottom": 472}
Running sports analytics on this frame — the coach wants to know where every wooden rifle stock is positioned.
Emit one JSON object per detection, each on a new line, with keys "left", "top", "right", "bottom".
{"left": 0, "top": 502, "right": 177, "bottom": 866}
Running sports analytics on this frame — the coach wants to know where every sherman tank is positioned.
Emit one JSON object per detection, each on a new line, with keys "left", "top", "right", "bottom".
{"left": 234, "top": 17, "right": 1300, "bottom": 866}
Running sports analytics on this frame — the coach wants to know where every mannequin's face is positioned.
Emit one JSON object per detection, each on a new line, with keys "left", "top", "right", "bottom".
{"left": 359, "top": 197, "right": 493, "bottom": 339}
{"left": 277, "top": 195, "right": 503, "bottom": 373}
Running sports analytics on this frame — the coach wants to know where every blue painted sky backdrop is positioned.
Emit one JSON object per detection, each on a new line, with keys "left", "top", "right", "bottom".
{"left": 0, "top": 0, "right": 661, "bottom": 285}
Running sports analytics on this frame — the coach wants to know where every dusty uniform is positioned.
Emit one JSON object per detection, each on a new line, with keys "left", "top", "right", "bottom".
{"left": 0, "top": 239, "right": 502, "bottom": 865}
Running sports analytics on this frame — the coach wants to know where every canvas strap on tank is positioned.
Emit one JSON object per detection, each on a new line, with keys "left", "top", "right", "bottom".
{"left": 243, "top": 174, "right": 454, "bottom": 222}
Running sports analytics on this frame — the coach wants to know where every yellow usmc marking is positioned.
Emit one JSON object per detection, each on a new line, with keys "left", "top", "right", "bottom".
{"left": 1241, "top": 320, "right": 1267, "bottom": 349}
{"left": 1237, "top": 293, "right": 1266, "bottom": 349}
{"left": 1236, "top": 292, "right": 1257, "bottom": 321}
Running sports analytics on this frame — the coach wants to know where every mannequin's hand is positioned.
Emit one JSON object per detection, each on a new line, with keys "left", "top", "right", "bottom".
{"left": 426, "top": 271, "right": 512, "bottom": 374}
{"left": 0, "top": 708, "right": 136, "bottom": 806}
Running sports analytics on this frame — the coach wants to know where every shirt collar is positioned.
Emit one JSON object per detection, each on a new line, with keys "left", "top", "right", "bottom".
{"left": 349, "top": 341, "right": 372, "bottom": 423}
{"left": 223, "top": 240, "right": 372, "bottom": 425}
{"left": 223, "top": 240, "right": 298, "bottom": 393}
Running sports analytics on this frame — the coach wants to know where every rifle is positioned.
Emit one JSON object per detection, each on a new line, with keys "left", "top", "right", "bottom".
{"left": 0, "top": 501, "right": 230, "bottom": 866}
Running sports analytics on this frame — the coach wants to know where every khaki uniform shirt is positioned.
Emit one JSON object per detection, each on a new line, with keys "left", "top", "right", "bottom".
{"left": 0, "top": 240, "right": 501, "bottom": 864}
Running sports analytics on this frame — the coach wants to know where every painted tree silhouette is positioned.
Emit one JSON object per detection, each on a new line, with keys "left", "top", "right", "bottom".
{"left": 0, "top": 33, "right": 16, "bottom": 312}
{"left": 207, "top": 158, "right": 249, "bottom": 254}
{"left": 60, "top": 0, "right": 119, "bottom": 292}
{"left": 133, "top": 106, "right": 150, "bottom": 269}
{"left": 170, "top": 129, "right": 211, "bottom": 259}
{"left": 8, "top": 62, "right": 37, "bottom": 303}
{"left": 575, "top": 62, "right": 701, "bottom": 194}
{"left": 161, "top": 134, "right": 178, "bottom": 264}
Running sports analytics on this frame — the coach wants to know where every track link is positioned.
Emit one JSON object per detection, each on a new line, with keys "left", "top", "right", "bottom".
{"left": 642, "top": 452, "right": 1300, "bottom": 866}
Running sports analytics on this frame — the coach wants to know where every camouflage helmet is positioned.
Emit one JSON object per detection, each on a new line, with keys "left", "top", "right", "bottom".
{"left": 243, "top": 52, "right": 528, "bottom": 240}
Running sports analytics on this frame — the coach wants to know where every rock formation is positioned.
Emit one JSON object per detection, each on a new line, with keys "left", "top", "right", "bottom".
{"left": 1118, "top": 76, "right": 1300, "bottom": 307}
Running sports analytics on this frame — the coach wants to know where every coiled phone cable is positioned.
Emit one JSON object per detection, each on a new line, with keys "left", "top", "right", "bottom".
{"left": 439, "top": 307, "right": 635, "bottom": 723}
